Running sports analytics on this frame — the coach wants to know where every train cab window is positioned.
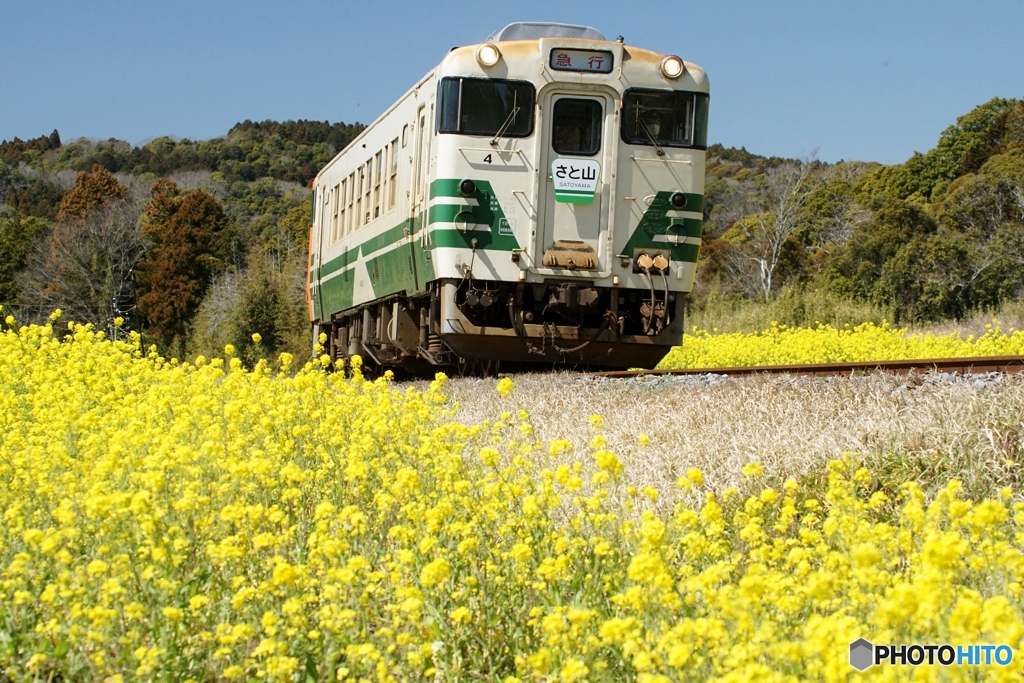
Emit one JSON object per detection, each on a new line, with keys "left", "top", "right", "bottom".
{"left": 694, "top": 94, "right": 709, "bottom": 148}
{"left": 437, "top": 77, "right": 535, "bottom": 137}
{"left": 552, "top": 98, "right": 602, "bottom": 156}
{"left": 621, "top": 89, "right": 710, "bottom": 150}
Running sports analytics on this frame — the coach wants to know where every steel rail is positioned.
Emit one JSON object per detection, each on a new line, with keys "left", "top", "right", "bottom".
{"left": 595, "top": 355, "right": 1024, "bottom": 379}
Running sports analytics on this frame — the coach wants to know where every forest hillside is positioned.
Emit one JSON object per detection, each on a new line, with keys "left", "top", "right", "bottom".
{"left": 1, "top": 98, "right": 1022, "bottom": 363}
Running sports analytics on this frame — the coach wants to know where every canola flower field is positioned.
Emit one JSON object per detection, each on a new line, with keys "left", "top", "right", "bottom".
{"left": 659, "top": 322, "right": 1024, "bottom": 370}
{"left": 2, "top": 316, "right": 1024, "bottom": 682}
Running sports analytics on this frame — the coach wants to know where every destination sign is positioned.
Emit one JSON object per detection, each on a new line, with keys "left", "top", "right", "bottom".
{"left": 549, "top": 49, "right": 613, "bottom": 74}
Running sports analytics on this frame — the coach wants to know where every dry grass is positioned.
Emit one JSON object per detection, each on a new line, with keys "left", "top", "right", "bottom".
{"left": 408, "top": 371, "right": 1024, "bottom": 511}
{"left": 910, "top": 302, "right": 1024, "bottom": 338}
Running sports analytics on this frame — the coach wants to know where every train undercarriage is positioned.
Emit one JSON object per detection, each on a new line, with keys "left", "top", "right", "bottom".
{"left": 316, "top": 278, "right": 684, "bottom": 376}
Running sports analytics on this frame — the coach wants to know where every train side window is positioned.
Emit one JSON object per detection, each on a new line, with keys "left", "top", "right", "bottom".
{"left": 332, "top": 184, "right": 341, "bottom": 243}
{"left": 389, "top": 137, "right": 399, "bottom": 210}
{"left": 356, "top": 166, "right": 365, "bottom": 230}
{"left": 347, "top": 172, "right": 356, "bottom": 234}
{"left": 364, "top": 158, "right": 373, "bottom": 223}
{"left": 374, "top": 150, "right": 382, "bottom": 218}
{"left": 552, "top": 98, "right": 602, "bottom": 156}
{"left": 382, "top": 145, "right": 390, "bottom": 214}
{"left": 321, "top": 190, "right": 329, "bottom": 229}
{"left": 342, "top": 179, "right": 350, "bottom": 237}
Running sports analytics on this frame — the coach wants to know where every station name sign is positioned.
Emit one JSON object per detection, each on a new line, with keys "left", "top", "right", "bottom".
{"left": 552, "top": 159, "right": 601, "bottom": 204}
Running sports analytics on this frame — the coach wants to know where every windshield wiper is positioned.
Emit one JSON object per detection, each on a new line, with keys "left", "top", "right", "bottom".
{"left": 490, "top": 92, "right": 520, "bottom": 147}
{"left": 638, "top": 118, "right": 666, "bottom": 156}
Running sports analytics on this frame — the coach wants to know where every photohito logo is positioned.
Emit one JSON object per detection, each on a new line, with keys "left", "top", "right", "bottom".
{"left": 850, "top": 638, "right": 1013, "bottom": 671}
{"left": 850, "top": 639, "right": 873, "bottom": 671}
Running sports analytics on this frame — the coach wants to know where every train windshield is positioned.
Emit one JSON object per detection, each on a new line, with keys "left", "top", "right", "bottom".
{"left": 437, "top": 77, "right": 535, "bottom": 138}
{"left": 621, "top": 89, "right": 709, "bottom": 149}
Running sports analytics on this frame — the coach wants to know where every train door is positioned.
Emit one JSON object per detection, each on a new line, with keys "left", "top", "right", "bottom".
{"left": 535, "top": 89, "right": 616, "bottom": 275}
{"left": 411, "top": 106, "right": 428, "bottom": 220}
{"left": 310, "top": 184, "right": 329, "bottom": 319}
{"left": 408, "top": 104, "right": 432, "bottom": 289}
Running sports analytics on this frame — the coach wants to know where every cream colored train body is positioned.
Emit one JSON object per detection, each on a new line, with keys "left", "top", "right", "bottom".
{"left": 308, "top": 22, "right": 709, "bottom": 372}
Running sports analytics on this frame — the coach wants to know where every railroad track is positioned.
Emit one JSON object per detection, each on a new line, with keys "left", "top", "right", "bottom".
{"left": 595, "top": 355, "right": 1024, "bottom": 379}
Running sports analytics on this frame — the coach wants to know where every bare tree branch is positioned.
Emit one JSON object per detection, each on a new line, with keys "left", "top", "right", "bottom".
{"left": 738, "top": 160, "right": 816, "bottom": 302}
{"left": 17, "top": 196, "right": 146, "bottom": 326}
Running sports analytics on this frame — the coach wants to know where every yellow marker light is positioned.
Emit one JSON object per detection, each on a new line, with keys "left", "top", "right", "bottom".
{"left": 476, "top": 43, "right": 501, "bottom": 67}
{"left": 661, "top": 55, "right": 684, "bottom": 79}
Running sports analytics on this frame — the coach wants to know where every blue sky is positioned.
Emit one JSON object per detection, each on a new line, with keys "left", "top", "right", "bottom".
{"left": 2, "top": 0, "right": 1021, "bottom": 165}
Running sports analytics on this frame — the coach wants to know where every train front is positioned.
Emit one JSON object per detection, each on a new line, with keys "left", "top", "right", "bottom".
{"left": 427, "top": 22, "right": 709, "bottom": 369}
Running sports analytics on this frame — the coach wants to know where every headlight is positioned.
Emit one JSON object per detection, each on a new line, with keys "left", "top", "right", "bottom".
{"left": 476, "top": 43, "right": 501, "bottom": 68}
{"left": 661, "top": 55, "right": 684, "bottom": 79}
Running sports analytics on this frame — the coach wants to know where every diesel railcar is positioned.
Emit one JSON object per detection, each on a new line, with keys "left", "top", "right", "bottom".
{"left": 307, "top": 22, "right": 709, "bottom": 373}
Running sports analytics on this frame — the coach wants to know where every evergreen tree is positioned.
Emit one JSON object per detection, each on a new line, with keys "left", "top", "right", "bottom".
{"left": 57, "top": 165, "right": 126, "bottom": 221}
{"left": 136, "top": 180, "right": 232, "bottom": 350}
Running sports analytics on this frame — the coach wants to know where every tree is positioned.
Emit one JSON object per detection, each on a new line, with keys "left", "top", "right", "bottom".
{"left": 0, "top": 214, "right": 48, "bottom": 303}
{"left": 0, "top": 130, "right": 61, "bottom": 164}
{"left": 876, "top": 235, "right": 965, "bottom": 321}
{"left": 56, "top": 164, "right": 126, "bottom": 222}
{"left": 136, "top": 179, "right": 232, "bottom": 350}
{"left": 961, "top": 100, "right": 1024, "bottom": 174}
{"left": 725, "top": 161, "right": 816, "bottom": 302}
{"left": 927, "top": 152, "right": 1024, "bottom": 310}
{"left": 188, "top": 257, "right": 310, "bottom": 368}
{"left": 17, "top": 196, "right": 145, "bottom": 326}
{"left": 0, "top": 163, "right": 65, "bottom": 220}
{"left": 798, "top": 165, "right": 872, "bottom": 252}
{"left": 855, "top": 98, "right": 1020, "bottom": 202}
{"left": 824, "top": 200, "right": 938, "bottom": 302}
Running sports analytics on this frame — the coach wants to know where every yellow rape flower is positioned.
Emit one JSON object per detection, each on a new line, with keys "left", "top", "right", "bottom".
{"left": 420, "top": 557, "right": 451, "bottom": 587}
{"left": 742, "top": 462, "right": 764, "bottom": 478}
{"left": 496, "top": 376, "right": 514, "bottom": 398}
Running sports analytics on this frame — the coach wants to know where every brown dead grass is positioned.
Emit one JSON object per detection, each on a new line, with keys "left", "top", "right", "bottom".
{"left": 409, "top": 371, "right": 1024, "bottom": 510}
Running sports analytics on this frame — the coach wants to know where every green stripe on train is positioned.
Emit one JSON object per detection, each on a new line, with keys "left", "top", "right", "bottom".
{"left": 623, "top": 191, "right": 705, "bottom": 262}
{"left": 427, "top": 179, "right": 520, "bottom": 251}
{"left": 315, "top": 215, "right": 421, "bottom": 313}
{"left": 318, "top": 268, "right": 356, "bottom": 313}
{"left": 319, "top": 218, "right": 423, "bottom": 280}
{"left": 317, "top": 242, "right": 420, "bottom": 314}
{"left": 365, "top": 242, "right": 418, "bottom": 300}
{"left": 318, "top": 178, "right": 518, "bottom": 288}
{"left": 319, "top": 245, "right": 360, "bottom": 279}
